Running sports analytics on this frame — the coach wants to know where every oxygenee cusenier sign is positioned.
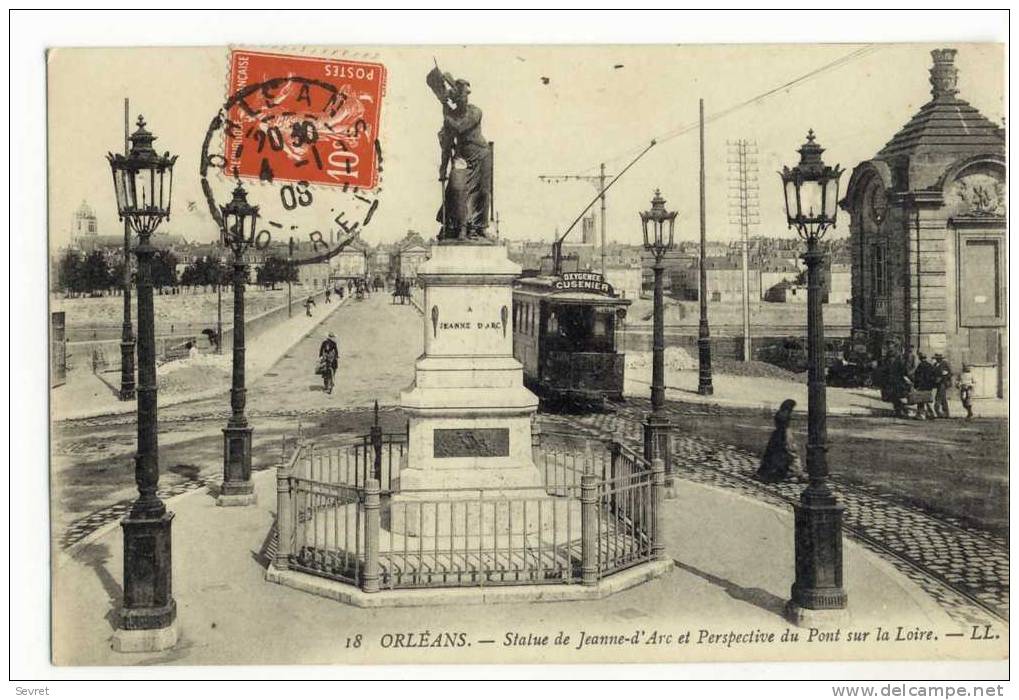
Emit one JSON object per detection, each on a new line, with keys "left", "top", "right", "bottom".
{"left": 553, "top": 272, "right": 615, "bottom": 296}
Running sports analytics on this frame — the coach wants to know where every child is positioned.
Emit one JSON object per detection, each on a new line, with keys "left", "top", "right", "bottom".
{"left": 958, "top": 364, "right": 975, "bottom": 420}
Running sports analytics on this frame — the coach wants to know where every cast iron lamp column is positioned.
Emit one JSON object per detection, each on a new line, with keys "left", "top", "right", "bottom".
{"left": 120, "top": 218, "right": 136, "bottom": 400}
{"left": 779, "top": 130, "right": 847, "bottom": 624}
{"left": 119, "top": 100, "right": 136, "bottom": 401}
{"left": 217, "top": 183, "right": 259, "bottom": 507}
{"left": 107, "top": 115, "right": 179, "bottom": 652}
{"left": 639, "top": 190, "right": 676, "bottom": 489}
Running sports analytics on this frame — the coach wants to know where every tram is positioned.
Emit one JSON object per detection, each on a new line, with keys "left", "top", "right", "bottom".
{"left": 512, "top": 265, "right": 631, "bottom": 409}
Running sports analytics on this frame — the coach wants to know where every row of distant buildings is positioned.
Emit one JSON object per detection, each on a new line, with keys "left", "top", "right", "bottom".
{"left": 504, "top": 235, "right": 851, "bottom": 305}
{"left": 61, "top": 204, "right": 432, "bottom": 289}
{"left": 64, "top": 198, "right": 842, "bottom": 304}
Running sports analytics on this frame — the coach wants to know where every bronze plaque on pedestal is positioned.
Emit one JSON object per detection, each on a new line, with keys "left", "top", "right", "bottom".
{"left": 433, "top": 428, "right": 510, "bottom": 458}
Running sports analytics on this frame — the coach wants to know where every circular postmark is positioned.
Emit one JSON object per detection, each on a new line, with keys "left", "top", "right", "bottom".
{"left": 200, "top": 54, "right": 386, "bottom": 264}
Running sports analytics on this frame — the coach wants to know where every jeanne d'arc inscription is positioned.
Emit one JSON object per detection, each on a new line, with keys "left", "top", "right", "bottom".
{"left": 433, "top": 428, "right": 510, "bottom": 458}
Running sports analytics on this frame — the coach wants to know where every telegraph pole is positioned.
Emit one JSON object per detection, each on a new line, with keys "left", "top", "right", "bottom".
{"left": 539, "top": 163, "right": 614, "bottom": 276}
{"left": 697, "top": 99, "right": 714, "bottom": 396}
{"left": 727, "top": 139, "right": 760, "bottom": 362}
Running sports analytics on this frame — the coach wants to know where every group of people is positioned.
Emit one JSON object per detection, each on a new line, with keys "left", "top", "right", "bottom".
{"left": 391, "top": 277, "right": 414, "bottom": 305}
{"left": 879, "top": 345, "right": 975, "bottom": 420}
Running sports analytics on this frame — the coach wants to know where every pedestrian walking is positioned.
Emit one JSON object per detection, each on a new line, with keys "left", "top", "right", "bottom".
{"left": 318, "top": 332, "right": 339, "bottom": 394}
{"left": 903, "top": 345, "right": 919, "bottom": 378}
{"left": 305, "top": 297, "right": 316, "bottom": 317}
{"left": 889, "top": 353, "right": 913, "bottom": 418}
{"left": 958, "top": 364, "right": 975, "bottom": 420}
{"left": 933, "top": 353, "right": 953, "bottom": 418}
{"left": 914, "top": 352, "right": 937, "bottom": 419}
{"left": 325, "top": 288, "right": 331, "bottom": 304}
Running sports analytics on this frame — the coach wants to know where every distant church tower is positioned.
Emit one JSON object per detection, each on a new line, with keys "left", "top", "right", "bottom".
{"left": 72, "top": 200, "right": 98, "bottom": 247}
{"left": 581, "top": 213, "right": 596, "bottom": 245}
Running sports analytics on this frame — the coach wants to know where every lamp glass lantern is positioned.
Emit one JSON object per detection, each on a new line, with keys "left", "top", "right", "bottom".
{"left": 107, "top": 116, "right": 177, "bottom": 234}
{"left": 220, "top": 183, "right": 260, "bottom": 251}
{"left": 779, "top": 129, "right": 844, "bottom": 241}
{"left": 640, "top": 188, "right": 677, "bottom": 258}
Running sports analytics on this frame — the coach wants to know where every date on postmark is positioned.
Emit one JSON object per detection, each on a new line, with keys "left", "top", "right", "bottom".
{"left": 225, "top": 50, "right": 386, "bottom": 190}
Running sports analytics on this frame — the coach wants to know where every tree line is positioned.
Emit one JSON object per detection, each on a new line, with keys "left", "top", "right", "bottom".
{"left": 54, "top": 249, "right": 299, "bottom": 296}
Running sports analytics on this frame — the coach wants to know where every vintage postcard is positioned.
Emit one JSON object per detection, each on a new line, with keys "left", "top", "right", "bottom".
{"left": 44, "top": 40, "right": 1007, "bottom": 671}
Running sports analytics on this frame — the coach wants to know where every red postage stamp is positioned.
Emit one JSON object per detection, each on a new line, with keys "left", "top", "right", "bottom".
{"left": 224, "top": 49, "right": 386, "bottom": 190}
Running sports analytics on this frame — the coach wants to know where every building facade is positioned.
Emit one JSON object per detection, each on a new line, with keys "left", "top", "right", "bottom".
{"left": 329, "top": 238, "right": 370, "bottom": 281}
{"left": 842, "top": 49, "right": 1006, "bottom": 397}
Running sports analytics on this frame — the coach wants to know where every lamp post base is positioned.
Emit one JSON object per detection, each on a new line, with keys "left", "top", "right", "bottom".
{"left": 113, "top": 610, "right": 180, "bottom": 653}
{"left": 119, "top": 340, "right": 136, "bottom": 401}
{"left": 117, "top": 512, "right": 177, "bottom": 652}
{"left": 642, "top": 413, "right": 675, "bottom": 498}
{"left": 787, "top": 497, "right": 848, "bottom": 626}
{"left": 219, "top": 424, "right": 255, "bottom": 507}
{"left": 784, "top": 600, "right": 850, "bottom": 629}
{"left": 217, "top": 490, "right": 257, "bottom": 507}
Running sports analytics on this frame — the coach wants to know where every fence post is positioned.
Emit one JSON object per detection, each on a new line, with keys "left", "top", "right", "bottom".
{"left": 274, "top": 464, "right": 292, "bottom": 570}
{"left": 362, "top": 478, "right": 381, "bottom": 593}
{"left": 581, "top": 473, "right": 598, "bottom": 586}
{"left": 651, "top": 457, "right": 666, "bottom": 561}
{"left": 370, "top": 400, "right": 383, "bottom": 482}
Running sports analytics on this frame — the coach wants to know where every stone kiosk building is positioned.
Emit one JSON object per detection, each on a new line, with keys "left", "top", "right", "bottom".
{"left": 842, "top": 49, "right": 1006, "bottom": 398}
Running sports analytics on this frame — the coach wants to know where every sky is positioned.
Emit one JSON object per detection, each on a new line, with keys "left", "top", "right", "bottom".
{"left": 47, "top": 43, "right": 1004, "bottom": 252}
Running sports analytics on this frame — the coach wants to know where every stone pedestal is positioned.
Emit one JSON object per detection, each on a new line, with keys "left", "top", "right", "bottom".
{"left": 394, "top": 243, "right": 543, "bottom": 534}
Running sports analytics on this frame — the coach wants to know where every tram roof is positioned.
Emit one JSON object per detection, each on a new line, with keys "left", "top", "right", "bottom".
{"left": 513, "top": 275, "right": 632, "bottom": 307}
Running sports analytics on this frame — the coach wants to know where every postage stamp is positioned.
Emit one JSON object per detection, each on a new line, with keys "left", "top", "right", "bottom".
{"left": 224, "top": 49, "right": 386, "bottom": 190}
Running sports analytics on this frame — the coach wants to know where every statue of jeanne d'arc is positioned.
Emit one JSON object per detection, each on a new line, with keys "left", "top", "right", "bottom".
{"left": 426, "top": 63, "right": 492, "bottom": 241}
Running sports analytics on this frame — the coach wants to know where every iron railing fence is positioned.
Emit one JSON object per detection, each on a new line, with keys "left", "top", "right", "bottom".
{"left": 274, "top": 433, "right": 665, "bottom": 592}
{"left": 380, "top": 487, "right": 581, "bottom": 589}
{"left": 297, "top": 434, "right": 407, "bottom": 493}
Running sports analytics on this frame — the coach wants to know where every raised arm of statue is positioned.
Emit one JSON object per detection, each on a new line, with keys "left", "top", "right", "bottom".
{"left": 426, "top": 67, "right": 453, "bottom": 105}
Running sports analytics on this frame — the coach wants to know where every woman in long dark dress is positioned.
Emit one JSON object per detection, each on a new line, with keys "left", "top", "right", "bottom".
{"left": 755, "top": 399, "right": 802, "bottom": 483}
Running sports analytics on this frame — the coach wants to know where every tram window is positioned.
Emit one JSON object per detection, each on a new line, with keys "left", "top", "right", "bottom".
{"left": 547, "top": 311, "right": 559, "bottom": 335}
{"left": 513, "top": 301, "right": 519, "bottom": 332}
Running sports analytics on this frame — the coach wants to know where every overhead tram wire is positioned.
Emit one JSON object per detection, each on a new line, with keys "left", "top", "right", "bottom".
{"left": 573, "top": 45, "right": 880, "bottom": 175}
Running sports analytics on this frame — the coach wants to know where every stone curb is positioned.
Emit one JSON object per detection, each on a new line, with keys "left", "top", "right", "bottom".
{"left": 265, "top": 559, "right": 674, "bottom": 608}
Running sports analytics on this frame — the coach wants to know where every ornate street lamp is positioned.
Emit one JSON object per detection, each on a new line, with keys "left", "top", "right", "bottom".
{"left": 639, "top": 189, "right": 676, "bottom": 487}
{"left": 106, "top": 115, "right": 179, "bottom": 652}
{"left": 778, "top": 129, "right": 847, "bottom": 624}
{"left": 217, "top": 182, "right": 259, "bottom": 507}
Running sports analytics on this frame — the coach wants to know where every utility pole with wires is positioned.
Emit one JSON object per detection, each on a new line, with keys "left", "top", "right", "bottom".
{"left": 538, "top": 162, "right": 614, "bottom": 276}
{"left": 727, "top": 139, "right": 760, "bottom": 363}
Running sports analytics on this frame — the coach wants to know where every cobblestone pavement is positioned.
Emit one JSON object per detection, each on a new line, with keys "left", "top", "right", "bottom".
{"left": 541, "top": 400, "right": 1008, "bottom": 628}
{"left": 59, "top": 475, "right": 212, "bottom": 550}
